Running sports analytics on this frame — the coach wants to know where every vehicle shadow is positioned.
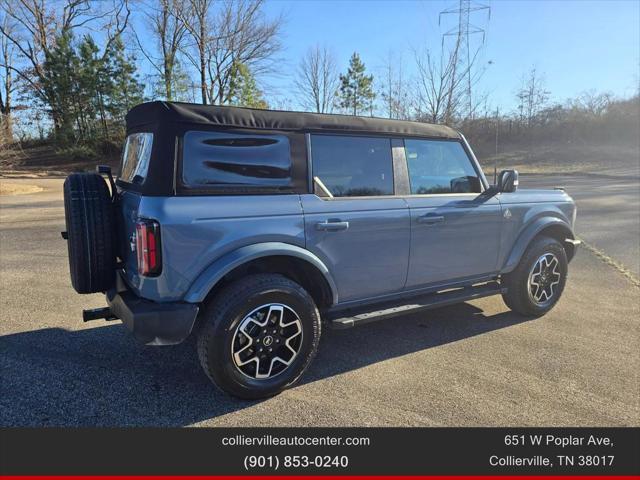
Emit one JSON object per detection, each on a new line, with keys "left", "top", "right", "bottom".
{"left": 0, "top": 302, "right": 534, "bottom": 427}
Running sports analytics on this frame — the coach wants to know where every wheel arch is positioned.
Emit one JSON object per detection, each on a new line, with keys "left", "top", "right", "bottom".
{"left": 502, "top": 217, "right": 576, "bottom": 274}
{"left": 183, "top": 242, "right": 338, "bottom": 309}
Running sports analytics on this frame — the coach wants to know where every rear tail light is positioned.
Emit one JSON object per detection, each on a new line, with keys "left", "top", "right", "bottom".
{"left": 135, "top": 219, "right": 161, "bottom": 276}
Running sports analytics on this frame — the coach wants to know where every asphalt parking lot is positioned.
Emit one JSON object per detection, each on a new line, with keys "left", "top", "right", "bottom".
{"left": 1, "top": 175, "right": 638, "bottom": 427}
{"left": 523, "top": 174, "right": 640, "bottom": 278}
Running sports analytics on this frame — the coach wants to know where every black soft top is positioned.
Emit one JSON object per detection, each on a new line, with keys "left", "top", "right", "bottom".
{"left": 126, "top": 101, "right": 460, "bottom": 139}
{"left": 121, "top": 101, "right": 463, "bottom": 196}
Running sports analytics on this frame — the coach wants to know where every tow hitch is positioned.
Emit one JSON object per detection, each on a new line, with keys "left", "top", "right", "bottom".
{"left": 82, "top": 307, "right": 118, "bottom": 322}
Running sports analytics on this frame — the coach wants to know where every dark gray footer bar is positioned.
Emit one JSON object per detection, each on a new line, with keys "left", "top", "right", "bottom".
{"left": 1, "top": 427, "right": 638, "bottom": 476}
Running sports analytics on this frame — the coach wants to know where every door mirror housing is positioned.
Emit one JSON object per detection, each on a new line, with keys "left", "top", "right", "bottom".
{"left": 497, "top": 169, "right": 519, "bottom": 193}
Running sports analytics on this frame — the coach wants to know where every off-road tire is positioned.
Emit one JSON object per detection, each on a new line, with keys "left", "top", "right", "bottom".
{"left": 501, "top": 236, "right": 568, "bottom": 316}
{"left": 197, "top": 274, "right": 321, "bottom": 399}
{"left": 63, "top": 172, "right": 116, "bottom": 294}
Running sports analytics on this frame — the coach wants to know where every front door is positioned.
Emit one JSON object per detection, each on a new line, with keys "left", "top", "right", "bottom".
{"left": 402, "top": 138, "right": 502, "bottom": 288}
{"left": 301, "top": 134, "right": 410, "bottom": 303}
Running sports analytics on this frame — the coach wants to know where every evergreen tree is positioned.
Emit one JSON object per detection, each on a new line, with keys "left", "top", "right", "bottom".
{"left": 42, "top": 31, "right": 78, "bottom": 143}
{"left": 337, "top": 52, "right": 375, "bottom": 116}
{"left": 77, "top": 35, "right": 102, "bottom": 138}
{"left": 151, "top": 60, "right": 192, "bottom": 102}
{"left": 41, "top": 32, "right": 145, "bottom": 145}
{"left": 104, "top": 35, "right": 145, "bottom": 125}
{"left": 228, "top": 62, "right": 268, "bottom": 109}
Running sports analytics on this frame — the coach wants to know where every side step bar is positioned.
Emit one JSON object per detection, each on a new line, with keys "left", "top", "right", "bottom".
{"left": 328, "top": 281, "right": 504, "bottom": 329}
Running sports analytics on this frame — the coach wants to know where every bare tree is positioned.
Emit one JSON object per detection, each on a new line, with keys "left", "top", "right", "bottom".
{"left": 515, "top": 67, "right": 550, "bottom": 127}
{"left": 0, "top": 15, "right": 16, "bottom": 143}
{"left": 572, "top": 90, "right": 613, "bottom": 117}
{"left": 413, "top": 42, "right": 488, "bottom": 125}
{"left": 414, "top": 48, "right": 460, "bottom": 124}
{"left": 0, "top": 0, "right": 130, "bottom": 134}
{"left": 179, "top": 0, "right": 282, "bottom": 105}
{"left": 177, "top": 0, "right": 211, "bottom": 103}
{"left": 134, "top": 0, "right": 188, "bottom": 101}
{"left": 379, "top": 50, "right": 411, "bottom": 120}
{"left": 294, "top": 45, "right": 338, "bottom": 113}
{"left": 207, "top": 0, "right": 282, "bottom": 105}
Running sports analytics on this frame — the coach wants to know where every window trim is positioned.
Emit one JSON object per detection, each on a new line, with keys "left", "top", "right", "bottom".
{"left": 460, "top": 133, "right": 490, "bottom": 191}
{"left": 305, "top": 132, "right": 314, "bottom": 194}
{"left": 391, "top": 138, "right": 410, "bottom": 196}
{"left": 309, "top": 132, "right": 397, "bottom": 200}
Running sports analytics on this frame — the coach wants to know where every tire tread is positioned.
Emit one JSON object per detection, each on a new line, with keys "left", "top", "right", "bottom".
{"left": 63, "top": 173, "right": 116, "bottom": 293}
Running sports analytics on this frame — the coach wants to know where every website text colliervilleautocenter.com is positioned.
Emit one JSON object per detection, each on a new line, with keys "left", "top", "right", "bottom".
{"left": 222, "top": 434, "right": 371, "bottom": 447}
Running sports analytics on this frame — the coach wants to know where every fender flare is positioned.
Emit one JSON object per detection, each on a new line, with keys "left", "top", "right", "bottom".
{"left": 501, "top": 217, "right": 575, "bottom": 273}
{"left": 182, "top": 242, "right": 339, "bottom": 304}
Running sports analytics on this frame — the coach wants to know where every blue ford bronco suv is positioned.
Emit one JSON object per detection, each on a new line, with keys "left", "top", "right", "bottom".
{"left": 63, "top": 101, "right": 578, "bottom": 399}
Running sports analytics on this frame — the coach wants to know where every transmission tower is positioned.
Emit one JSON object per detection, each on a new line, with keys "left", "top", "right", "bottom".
{"left": 439, "top": 0, "right": 490, "bottom": 119}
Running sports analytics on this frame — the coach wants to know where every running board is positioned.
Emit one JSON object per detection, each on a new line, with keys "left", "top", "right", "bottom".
{"left": 327, "top": 281, "right": 504, "bottom": 329}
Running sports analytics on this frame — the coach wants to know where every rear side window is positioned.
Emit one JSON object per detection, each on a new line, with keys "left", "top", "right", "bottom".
{"left": 120, "top": 132, "right": 153, "bottom": 184}
{"left": 311, "top": 135, "right": 393, "bottom": 197}
{"left": 182, "top": 130, "right": 291, "bottom": 188}
{"left": 404, "top": 139, "right": 481, "bottom": 194}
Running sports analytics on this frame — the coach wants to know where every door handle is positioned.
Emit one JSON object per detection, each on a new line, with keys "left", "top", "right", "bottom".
{"left": 416, "top": 215, "right": 445, "bottom": 225}
{"left": 316, "top": 220, "right": 350, "bottom": 231}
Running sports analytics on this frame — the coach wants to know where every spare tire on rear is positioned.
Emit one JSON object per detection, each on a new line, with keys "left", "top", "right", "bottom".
{"left": 63, "top": 172, "right": 116, "bottom": 294}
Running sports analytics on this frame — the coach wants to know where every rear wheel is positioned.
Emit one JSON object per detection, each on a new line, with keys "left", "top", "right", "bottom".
{"left": 197, "top": 274, "right": 321, "bottom": 399}
{"left": 502, "top": 236, "right": 568, "bottom": 316}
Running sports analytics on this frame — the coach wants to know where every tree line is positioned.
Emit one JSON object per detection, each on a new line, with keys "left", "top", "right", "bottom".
{"left": 1, "top": 0, "right": 637, "bottom": 157}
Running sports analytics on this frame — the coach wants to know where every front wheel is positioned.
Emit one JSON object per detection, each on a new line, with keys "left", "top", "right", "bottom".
{"left": 197, "top": 274, "right": 321, "bottom": 399}
{"left": 501, "top": 236, "right": 568, "bottom": 317}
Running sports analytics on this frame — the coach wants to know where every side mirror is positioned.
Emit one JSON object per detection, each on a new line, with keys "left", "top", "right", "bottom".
{"left": 497, "top": 169, "right": 519, "bottom": 193}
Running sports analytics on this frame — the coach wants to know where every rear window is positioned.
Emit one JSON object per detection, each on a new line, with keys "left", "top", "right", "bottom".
{"left": 311, "top": 135, "right": 394, "bottom": 197}
{"left": 181, "top": 130, "right": 292, "bottom": 188}
{"left": 120, "top": 132, "right": 153, "bottom": 184}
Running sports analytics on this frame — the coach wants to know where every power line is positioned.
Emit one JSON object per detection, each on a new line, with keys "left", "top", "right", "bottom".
{"left": 439, "top": 0, "right": 490, "bottom": 119}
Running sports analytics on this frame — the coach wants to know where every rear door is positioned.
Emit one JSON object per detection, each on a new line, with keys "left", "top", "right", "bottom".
{"left": 402, "top": 138, "right": 502, "bottom": 288}
{"left": 301, "top": 134, "right": 410, "bottom": 304}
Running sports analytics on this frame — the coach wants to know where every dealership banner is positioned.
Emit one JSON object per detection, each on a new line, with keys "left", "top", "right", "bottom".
{"left": 1, "top": 428, "right": 638, "bottom": 476}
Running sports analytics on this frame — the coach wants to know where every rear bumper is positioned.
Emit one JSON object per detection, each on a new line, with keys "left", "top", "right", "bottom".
{"left": 106, "top": 287, "right": 199, "bottom": 346}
